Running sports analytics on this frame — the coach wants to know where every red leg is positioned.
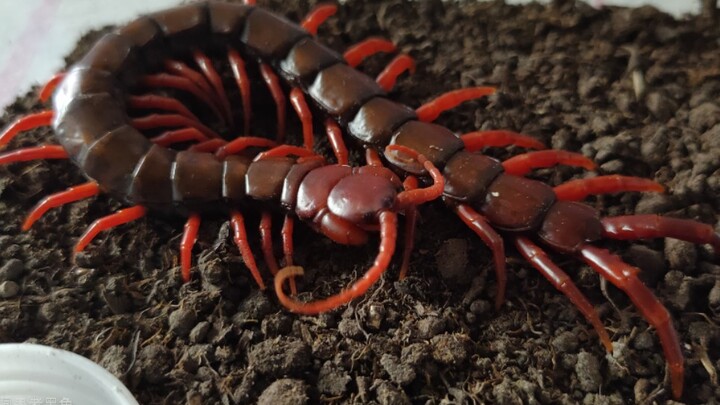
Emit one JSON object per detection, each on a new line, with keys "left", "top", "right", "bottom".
{"left": 579, "top": 245, "right": 684, "bottom": 399}
{"left": 281, "top": 214, "right": 298, "bottom": 296}
{"left": 554, "top": 175, "right": 664, "bottom": 201}
{"left": 142, "top": 74, "right": 224, "bottom": 122}
{"left": 0, "top": 110, "right": 54, "bottom": 148}
{"left": 343, "top": 37, "right": 397, "bottom": 67}
{"left": 74, "top": 205, "right": 147, "bottom": 252}
{"left": 325, "top": 119, "right": 349, "bottom": 165}
{"left": 416, "top": 87, "right": 496, "bottom": 123}
{"left": 602, "top": 215, "right": 720, "bottom": 254}
{"left": 260, "top": 211, "right": 279, "bottom": 275}
{"left": 366, "top": 148, "right": 383, "bottom": 167}
{"left": 290, "top": 87, "right": 314, "bottom": 151}
{"left": 228, "top": 49, "right": 252, "bottom": 135}
{"left": 399, "top": 177, "right": 419, "bottom": 280}
{"left": 131, "top": 114, "right": 220, "bottom": 139}
{"left": 230, "top": 211, "right": 265, "bottom": 289}
{"left": 23, "top": 182, "right": 100, "bottom": 231}
{"left": 301, "top": 4, "right": 337, "bottom": 35}
{"left": 164, "top": 59, "right": 215, "bottom": 99}
{"left": 150, "top": 128, "right": 209, "bottom": 148}
{"left": 275, "top": 211, "right": 398, "bottom": 314}
{"left": 180, "top": 214, "right": 201, "bottom": 283}
{"left": 188, "top": 138, "right": 228, "bottom": 153}
{"left": 39, "top": 72, "right": 66, "bottom": 102}
{"left": 461, "top": 130, "right": 546, "bottom": 151}
{"left": 455, "top": 204, "right": 507, "bottom": 309}
{"left": 503, "top": 150, "right": 596, "bottom": 176}
{"left": 0, "top": 145, "right": 68, "bottom": 165}
{"left": 376, "top": 54, "right": 416, "bottom": 92}
{"left": 193, "top": 50, "right": 233, "bottom": 126}
{"left": 215, "top": 137, "right": 277, "bottom": 159}
{"left": 389, "top": 145, "right": 445, "bottom": 208}
{"left": 254, "top": 145, "right": 318, "bottom": 161}
{"left": 515, "top": 237, "right": 612, "bottom": 351}
{"left": 128, "top": 94, "right": 200, "bottom": 122}
{"left": 259, "top": 64, "right": 287, "bottom": 142}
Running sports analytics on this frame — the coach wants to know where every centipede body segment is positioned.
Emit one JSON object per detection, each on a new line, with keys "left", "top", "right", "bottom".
{"left": 1, "top": 1, "right": 719, "bottom": 399}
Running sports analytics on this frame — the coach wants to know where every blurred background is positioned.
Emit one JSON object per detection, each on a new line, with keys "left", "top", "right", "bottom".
{"left": 0, "top": 0, "right": 704, "bottom": 110}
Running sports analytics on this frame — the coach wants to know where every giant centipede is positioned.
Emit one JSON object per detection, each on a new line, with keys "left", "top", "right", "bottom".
{"left": 0, "top": 1, "right": 718, "bottom": 399}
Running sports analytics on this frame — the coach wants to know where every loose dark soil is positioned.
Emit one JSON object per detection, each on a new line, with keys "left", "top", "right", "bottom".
{"left": 1, "top": 0, "right": 720, "bottom": 404}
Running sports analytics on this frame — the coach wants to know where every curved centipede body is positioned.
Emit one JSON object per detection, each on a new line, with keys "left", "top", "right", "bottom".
{"left": 1, "top": 1, "right": 719, "bottom": 400}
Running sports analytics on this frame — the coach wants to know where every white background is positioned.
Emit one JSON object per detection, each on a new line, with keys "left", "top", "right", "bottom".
{"left": 0, "top": 0, "right": 705, "bottom": 110}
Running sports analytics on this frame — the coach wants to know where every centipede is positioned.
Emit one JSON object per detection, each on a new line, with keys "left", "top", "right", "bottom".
{"left": 0, "top": 0, "right": 718, "bottom": 400}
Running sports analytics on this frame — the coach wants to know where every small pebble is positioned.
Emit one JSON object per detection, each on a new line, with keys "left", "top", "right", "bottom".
{"left": 0, "top": 281, "right": 19, "bottom": 298}
{"left": 0, "top": 259, "right": 24, "bottom": 281}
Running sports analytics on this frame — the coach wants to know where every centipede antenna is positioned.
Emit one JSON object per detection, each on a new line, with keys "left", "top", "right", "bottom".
{"left": 455, "top": 204, "right": 507, "bottom": 309}
{"left": 388, "top": 145, "right": 445, "bottom": 207}
{"left": 228, "top": 49, "right": 252, "bottom": 135}
{"left": 399, "top": 176, "right": 419, "bottom": 280}
{"left": 579, "top": 245, "right": 684, "bottom": 399}
{"left": 23, "top": 182, "right": 100, "bottom": 231}
{"left": 131, "top": 114, "right": 220, "bottom": 140}
{"left": 193, "top": 50, "right": 234, "bottom": 126}
{"left": 325, "top": 119, "right": 349, "bottom": 165}
{"left": 151, "top": 128, "right": 209, "bottom": 147}
{"left": 142, "top": 73, "right": 224, "bottom": 123}
{"left": 275, "top": 211, "right": 398, "bottom": 314}
{"left": 0, "top": 110, "right": 54, "bottom": 149}
{"left": 259, "top": 63, "right": 287, "bottom": 142}
{"left": 461, "top": 130, "right": 546, "bottom": 151}
{"left": 230, "top": 211, "right": 265, "bottom": 290}
{"left": 344, "top": 37, "right": 397, "bottom": 68}
{"left": 554, "top": 175, "right": 665, "bottom": 201}
{"left": 301, "top": 4, "right": 338, "bottom": 35}
{"left": 39, "top": 72, "right": 66, "bottom": 102}
{"left": 254, "top": 145, "right": 318, "bottom": 161}
{"left": 215, "top": 136, "right": 277, "bottom": 159}
{"left": 74, "top": 206, "right": 147, "bottom": 253}
{"left": 128, "top": 95, "right": 200, "bottom": 122}
{"left": 502, "top": 150, "right": 596, "bottom": 176}
{"left": 260, "top": 212, "right": 279, "bottom": 275}
{"left": 290, "top": 87, "right": 315, "bottom": 151}
{"left": 376, "top": 54, "right": 416, "bottom": 92}
{"left": 281, "top": 215, "right": 298, "bottom": 296}
{"left": 515, "top": 237, "right": 613, "bottom": 352}
{"left": 0, "top": 145, "right": 68, "bottom": 165}
{"left": 180, "top": 214, "right": 201, "bottom": 283}
{"left": 416, "top": 87, "right": 496, "bottom": 123}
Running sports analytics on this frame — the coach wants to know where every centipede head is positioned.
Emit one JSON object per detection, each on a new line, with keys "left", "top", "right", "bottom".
{"left": 295, "top": 164, "right": 403, "bottom": 245}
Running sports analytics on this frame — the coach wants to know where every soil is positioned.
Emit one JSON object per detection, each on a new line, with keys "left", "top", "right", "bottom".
{"left": 1, "top": 0, "right": 720, "bottom": 404}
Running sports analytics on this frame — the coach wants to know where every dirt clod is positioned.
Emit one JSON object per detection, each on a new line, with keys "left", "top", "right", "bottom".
{"left": 248, "top": 338, "right": 310, "bottom": 377}
{"left": 0, "top": 281, "right": 19, "bottom": 299}
{"left": 0, "top": 258, "right": 24, "bottom": 281}
{"left": 257, "top": 378, "right": 308, "bottom": 405}
{"left": 576, "top": 351, "right": 603, "bottom": 392}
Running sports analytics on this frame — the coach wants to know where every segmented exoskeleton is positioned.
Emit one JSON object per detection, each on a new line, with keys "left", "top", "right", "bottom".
{"left": 0, "top": 1, "right": 718, "bottom": 399}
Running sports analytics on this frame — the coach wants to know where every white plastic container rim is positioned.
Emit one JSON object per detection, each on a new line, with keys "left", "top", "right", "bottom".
{"left": 0, "top": 343, "right": 139, "bottom": 405}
